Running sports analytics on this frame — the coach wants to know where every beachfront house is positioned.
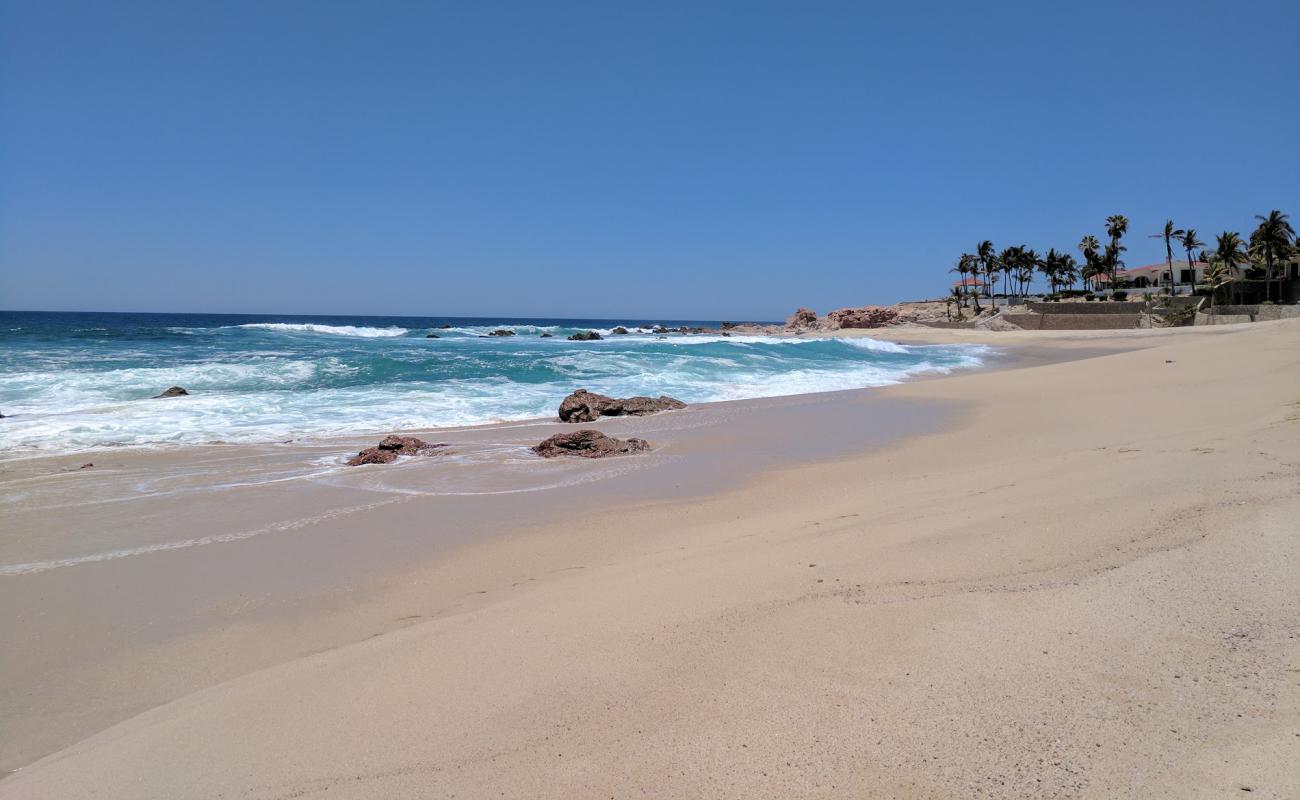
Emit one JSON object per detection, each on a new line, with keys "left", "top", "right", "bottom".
{"left": 1095, "top": 260, "right": 1205, "bottom": 291}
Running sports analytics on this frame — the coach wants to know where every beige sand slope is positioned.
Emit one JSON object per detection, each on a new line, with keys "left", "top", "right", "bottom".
{"left": 4, "top": 320, "right": 1298, "bottom": 799}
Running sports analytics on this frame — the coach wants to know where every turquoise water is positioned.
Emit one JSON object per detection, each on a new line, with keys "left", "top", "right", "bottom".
{"left": 0, "top": 311, "right": 989, "bottom": 454}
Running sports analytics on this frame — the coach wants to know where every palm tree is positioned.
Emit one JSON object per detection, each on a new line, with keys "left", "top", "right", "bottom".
{"left": 1215, "top": 231, "right": 1249, "bottom": 278}
{"left": 952, "top": 253, "right": 980, "bottom": 314}
{"left": 1177, "top": 228, "right": 1204, "bottom": 292}
{"left": 1249, "top": 210, "right": 1295, "bottom": 302}
{"left": 947, "top": 287, "right": 965, "bottom": 321}
{"left": 1015, "top": 260, "right": 1036, "bottom": 296}
{"left": 1078, "top": 235, "right": 1101, "bottom": 291}
{"left": 976, "top": 240, "right": 997, "bottom": 309}
{"left": 1150, "top": 219, "right": 1182, "bottom": 295}
{"left": 1058, "top": 253, "right": 1079, "bottom": 290}
{"left": 1105, "top": 215, "right": 1129, "bottom": 292}
{"left": 1201, "top": 261, "right": 1232, "bottom": 313}
{"left": 1038, "top": 249, "right": 1060, "bottom": 294}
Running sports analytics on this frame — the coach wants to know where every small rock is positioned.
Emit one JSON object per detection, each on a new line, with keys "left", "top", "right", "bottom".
{"left": 153, "top": 386, "right": 189, "bottom": 398}
{"left": 487, "top": 329, "right": 516, "bottom": 337}
{"left": 426, "top": 333, "right": 440, "bottom": 338}
{"left": 539, "top": 332, "right": 553, "bottom": 338}
{"left": 531, "top": 430, "right": 651, "bottom": 459}
{"left": 568, "top": 331, "right": 603, "bottom": 341}
{"left": 347, "top": 435, "right": 449, "bottom": 466}
{"left": 80, "top": 463, "right": 94, "bottom": 469}
{"left": 611, "top": 326, "right": 630, "bottom": 335}
{"left": 558, "top": 389, "right": 686, "bottom": 423}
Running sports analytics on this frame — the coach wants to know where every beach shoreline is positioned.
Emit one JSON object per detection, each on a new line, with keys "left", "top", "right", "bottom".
{"left": 3, "top": 321, "right": 1298, "bottom": 797}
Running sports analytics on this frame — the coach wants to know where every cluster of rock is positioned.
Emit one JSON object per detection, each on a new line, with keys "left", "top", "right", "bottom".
{"left": 783, "top": 306, "right": 901, "bottom": 331}
{"left": 568, "top": 330, "right": 602, "bottom": 341}
{"left": 558, "top": 389, "right": 686, "bottom": 423}
{"left": 346, "top": 435, "right": 449, "bottom": 466}
{"left": 532, "top": 430, "right": 651, "bottom": 459}
{"left": 486, "top": 329, "right": 515, "bottom": 337}
{"left": 826, "top": 306, "right": 900, "bottom": 328}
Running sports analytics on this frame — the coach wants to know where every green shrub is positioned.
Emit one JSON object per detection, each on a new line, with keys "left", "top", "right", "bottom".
{"left": 1111, "top": 291, "right": 1128, "bottom": 301}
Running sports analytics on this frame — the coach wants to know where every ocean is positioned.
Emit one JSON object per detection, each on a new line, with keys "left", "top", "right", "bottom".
{"left": 0, "top": 310, "right": 990, "bottom": 455}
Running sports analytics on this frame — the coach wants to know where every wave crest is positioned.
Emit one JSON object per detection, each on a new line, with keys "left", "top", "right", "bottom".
{"left": 230, "top": 323, "right": 410, "bottom": 338}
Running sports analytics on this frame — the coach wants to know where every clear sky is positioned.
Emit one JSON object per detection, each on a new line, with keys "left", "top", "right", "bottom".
{"left": 2, "top": 0, "right": 1297, "bottom": 319}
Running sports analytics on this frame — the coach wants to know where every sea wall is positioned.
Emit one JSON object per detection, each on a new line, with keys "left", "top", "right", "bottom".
{"left": 1002, "top": 313, "right": 1143, "bottom": 330}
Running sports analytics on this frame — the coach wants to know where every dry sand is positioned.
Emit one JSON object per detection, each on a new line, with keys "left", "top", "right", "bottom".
{"left": 2, "top": 320, "right": 1298, "bottom": 798}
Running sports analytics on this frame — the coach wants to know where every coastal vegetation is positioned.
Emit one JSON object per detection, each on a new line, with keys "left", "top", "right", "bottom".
{"left": 947, "top": 209, "right": 1296, "bottom": 312}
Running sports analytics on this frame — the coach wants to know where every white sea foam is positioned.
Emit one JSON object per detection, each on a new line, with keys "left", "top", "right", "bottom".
{"left": 0, "top": 332, "right": 990, "bottom": 455}
{"left": 230, "top": 323, "right": 410, "bottom": 337}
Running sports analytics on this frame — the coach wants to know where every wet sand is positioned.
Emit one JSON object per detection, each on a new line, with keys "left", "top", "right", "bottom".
{"left": 2, "top": 321, "right": 1298, "bottom": 798}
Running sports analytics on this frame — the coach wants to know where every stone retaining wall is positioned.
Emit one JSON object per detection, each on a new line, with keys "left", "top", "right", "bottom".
{"left": 1025, "top": 302, "right": 1147, "bottom": 315}
{"left": 1003, "top": 313, "right": 1143, "bottom": 330}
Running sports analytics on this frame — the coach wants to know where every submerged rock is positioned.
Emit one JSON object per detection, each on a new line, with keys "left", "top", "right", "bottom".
{"left": 347, "top": 435, "right": 448, "bottom": 466}
{"left": 426, "top": 333, "right": 440, "bottom": 338}
{"left": 558, "top": 389, "right": 686, "bottom": 423}
{"left": 568, "top": 330, "right": 603, "bottom": 341}
{"left": 539, "top": 332, "right": 553, "bottom": 338}
{"left": 153, "top": 386, "right": 189, "bottom": 398}
{"left": 532, "top": 429, "right": 651, "bottom": 459}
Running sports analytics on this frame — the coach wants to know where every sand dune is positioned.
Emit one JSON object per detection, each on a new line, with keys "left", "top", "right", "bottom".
{"left": 3, "top": 320, "right": 1298, "bottom": 798}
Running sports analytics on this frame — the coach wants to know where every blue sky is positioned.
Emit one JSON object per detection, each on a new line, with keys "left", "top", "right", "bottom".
{"left": 2, "top": 0, "right": 1297, "bottom": 319}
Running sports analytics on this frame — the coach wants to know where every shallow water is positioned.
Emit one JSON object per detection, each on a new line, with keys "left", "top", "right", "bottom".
{"left": 0, "top": 311, "right": 989, "bottom": 455}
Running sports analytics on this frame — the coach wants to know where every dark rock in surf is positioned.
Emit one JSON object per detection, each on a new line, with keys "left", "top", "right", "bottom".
{"left": 426, "top": 333, "right": 440, "bottom": 338}
{"left": 488, "top": 329, "right": 516, "bottom": 337}
{"left": 568, "top": 330, "right": 603, "bottom": 341}
{"left": 611, "top": 326, "right": 630, "bottom": 335}
{"left": 558, "top": 389, "right": 686, "bottom": 423}
{"left": 153, "top": 386, "right": 189, "bottom": 398}
{"left": 347, "top": 435, "right": 449, "bottom": 466}
{"left": 539, "top": 332, "right": 553, "bottom": 338}
{"left": 531, "top": 429, "right": 651, "bottom": 459}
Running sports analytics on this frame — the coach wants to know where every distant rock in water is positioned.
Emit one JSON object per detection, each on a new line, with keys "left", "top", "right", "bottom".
{"left": 532, "top": 429, "right": 651, "bottom": 459}
{"left": 488, "top": 329, "right": 515, "bottom": 337}
{"left": 568, "top": 330, "right": 602, "bottom": 341}
{"left": 153, "top": 386, "right": 189, "bottom": 398}
{"left": 426, "top": 333, "right": 440, "bottom": 338}
{"left": 347, "top": 435, "right": 449, "bottom": 466}
{"left": 439, "top": 324, "right": 452, "bottom": 329}
{"left": 539, "top": 332, "right": 553, "bottom": 338}
{"left": 611, "top": 326, "right": 630, "bottom": 335}
{"left": 558, "top": 389, "right": 686, "bottom": 423}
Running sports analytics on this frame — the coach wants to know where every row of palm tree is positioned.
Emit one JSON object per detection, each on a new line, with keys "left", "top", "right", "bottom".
{"left": 949, "top": 210, "right": 1295, "bottom": 307}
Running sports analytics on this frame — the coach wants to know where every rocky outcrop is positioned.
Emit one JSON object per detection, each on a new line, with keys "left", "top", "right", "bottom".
{"left": 153, "top": 386, "right": 189, "bottom": 398}
{"left": 568, "top": 331, "right": 603, "bottom": 341}
{"left": 558, "top": 389, "right": 686, "bottom": 423}
{"left": 347, "top": 435, "right": 448, "bottom": 466}
{"left": 785, "top": 308, "right": 819, "bottom": 330}
{"left": 531, "top": 430, "right": 651, "bottom": 459}
{"left": 825, "top": 306, "right": 900, "bottom": 329}
{"left": 488, "top": 329, "right": 515, "bottom": 337}
{"left": 611, "top": 326, "right": 630, "bottom": 335}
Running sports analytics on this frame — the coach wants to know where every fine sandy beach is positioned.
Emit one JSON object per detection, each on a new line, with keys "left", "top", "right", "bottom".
{"left": 2, "top": 320, "right": 1298, "bottom": 798}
